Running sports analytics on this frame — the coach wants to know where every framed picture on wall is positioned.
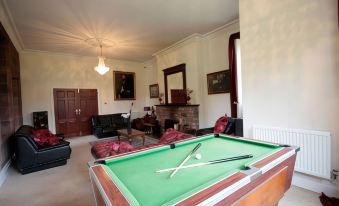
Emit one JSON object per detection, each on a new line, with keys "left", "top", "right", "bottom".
{"left": 149, "top": 84, "right": 159, "bottom": 98}
{"left": 114, "top": 71, "right": 136, "bottom": 100}
{"left": 207, "top": 70, "right": 230, "bottom": 94}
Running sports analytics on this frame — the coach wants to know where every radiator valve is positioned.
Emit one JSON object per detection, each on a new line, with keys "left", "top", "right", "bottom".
{"left": 331, "top": 169, "right": 338, "bottom": 181}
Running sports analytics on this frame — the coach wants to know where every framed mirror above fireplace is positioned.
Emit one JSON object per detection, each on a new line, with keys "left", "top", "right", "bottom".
{"left": 163, "top": 64, "right": 187, "bottom": 104}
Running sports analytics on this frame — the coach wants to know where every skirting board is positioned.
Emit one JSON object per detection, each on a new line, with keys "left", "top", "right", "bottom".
{"left": 0, "top": 159, "right": 11, "bottom": 188}
{"left": 292, "top": 172, "right": 339, "bottom": 198}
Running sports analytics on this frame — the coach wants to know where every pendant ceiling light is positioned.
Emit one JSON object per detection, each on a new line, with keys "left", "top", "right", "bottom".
{"left": 94, "top": 45, "right": 110, "bottom": 75}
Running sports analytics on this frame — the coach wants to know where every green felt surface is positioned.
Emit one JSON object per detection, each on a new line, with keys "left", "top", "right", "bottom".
{"left": 103, "top": 135, "right": 282, "bottom": 206}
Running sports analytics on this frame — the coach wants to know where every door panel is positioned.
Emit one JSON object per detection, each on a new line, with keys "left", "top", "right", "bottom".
{"left": 66, "top": 95, "right": 80, "bottom": 137}
{"left": 56, "top": 99, "right": 67, "bottom": 135}
{"left": 54, "top": 88, "right": 98, "bottom": 138}
{"left": 78, "top": 89, "right": 98, "bottom": 136}
{"left": 54, "top": 89, "right": 80, "bottom": 137}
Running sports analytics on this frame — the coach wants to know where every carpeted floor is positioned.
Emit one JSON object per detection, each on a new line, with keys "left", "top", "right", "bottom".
{"left": 89, "top": 135, "right": 159, "bottom": 148}
{"left": 0, "top": 135, "right": 321, "bottom": 206}
{"left": 0, "top": 135, "right": 97, "bottom": 206}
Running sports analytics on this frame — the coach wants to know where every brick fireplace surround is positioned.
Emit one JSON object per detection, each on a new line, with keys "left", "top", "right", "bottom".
{"left": 155, "top": 104, "right": 199, "bottom": 131}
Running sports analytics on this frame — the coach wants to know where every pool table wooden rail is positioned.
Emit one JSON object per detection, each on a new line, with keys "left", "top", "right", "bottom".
{"left": 90, "top": 166, "right": 130, "bottom": 206}
{"left": 88, "top": 134, "right": 299, "bottom": 206}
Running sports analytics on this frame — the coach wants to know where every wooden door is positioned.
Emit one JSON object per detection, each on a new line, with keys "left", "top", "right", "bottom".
{"left": 54, "top": 89, "right": 80, "bottom": 137}
{"left": 54, "top": 88, "right": 98, "bottom": 137}
{"left": 78, "top": 89, "right": 98, "bottom": 136}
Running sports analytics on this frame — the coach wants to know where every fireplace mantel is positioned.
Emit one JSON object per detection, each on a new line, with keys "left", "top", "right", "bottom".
{"left": 156, "top": 104, "right": 199, "bottom": 107}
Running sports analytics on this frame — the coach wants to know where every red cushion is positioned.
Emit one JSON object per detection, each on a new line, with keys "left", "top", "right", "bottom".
{"left": 214, "top": 115, "right": 229, "bottom": 134}
{"left": 159, "top": 128, "right": 192, "bottom": 144}
{"left": 92, "top": 141, "right": 135, "bottom": 159}
{"left": 31, "top": 129, "right": 59, "bottom": 147}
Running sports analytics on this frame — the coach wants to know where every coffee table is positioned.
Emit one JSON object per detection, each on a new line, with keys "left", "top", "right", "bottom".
{"left": 117, "top": 129, "right": 145, "bottom": 145}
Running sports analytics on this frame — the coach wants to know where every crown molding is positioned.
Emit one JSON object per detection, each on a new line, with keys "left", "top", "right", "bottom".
{"left": 202, "top": 18, "right": 239, "bottom": 38}
{"left": 152, "top": 33, "right": 203, "bottom": 57}
{"left": 152, "top": 18, "right": 239, "bottom": 57}
{"left": 1, "top": 0, "right": 25, "bottom": 51}
{"left": 21, "top": 49, "right": 144, "bottom": 65}
{"left": 21, "top": 49, "right": 98, "bottom": 59}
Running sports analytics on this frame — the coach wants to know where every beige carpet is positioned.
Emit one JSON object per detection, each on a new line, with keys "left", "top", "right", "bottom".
{"left": 0, "top": 135, "right": 321, "bottom": 206}
{"left": 0, "top": 135, "right": 97, "bottom": 206}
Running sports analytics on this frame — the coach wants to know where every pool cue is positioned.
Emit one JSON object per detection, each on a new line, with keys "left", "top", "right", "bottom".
{"left": 169, "top": 143, "right": 201, "bottom": 178}
{"left": 156, "top": 154, "right": 253, "bottom": 173}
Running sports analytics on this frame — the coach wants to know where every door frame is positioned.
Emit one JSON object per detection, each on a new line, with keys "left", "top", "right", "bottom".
{"left": 53, "top": 88, "right": 98, "bottom": 138}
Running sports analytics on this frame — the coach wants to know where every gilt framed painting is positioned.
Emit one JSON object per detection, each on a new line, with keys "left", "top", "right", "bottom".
{"left": 207, "top": 70, "right": 230, "bottom": 94}
{"left": 114, "top": 71, "right": 136, "bottom": 100}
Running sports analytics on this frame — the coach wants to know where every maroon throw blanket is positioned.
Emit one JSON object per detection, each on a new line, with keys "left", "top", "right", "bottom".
{"left": 92, "top": 141, "right": 135, "bottom": 158}
{"left": 159, "top": 128, "right": 192, "bottom": 144}
{"left": 31, "top": 129, "right": 59, "bottom": 146}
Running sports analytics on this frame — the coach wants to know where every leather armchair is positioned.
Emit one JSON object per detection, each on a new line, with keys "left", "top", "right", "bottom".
{"left": 14, "top": 125, "right": 72, "bottom": 174}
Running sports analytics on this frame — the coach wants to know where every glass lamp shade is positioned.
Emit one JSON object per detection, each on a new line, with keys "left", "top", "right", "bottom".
{"left": 144, "top": 107, "right": 151, "bottom": 111}
{"left": 94, "top": 56, "right": 110, "bottom": 75}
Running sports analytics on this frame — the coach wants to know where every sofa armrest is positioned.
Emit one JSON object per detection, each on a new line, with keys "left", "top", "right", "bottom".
{"left": 15, "top": 136, "right": 38, "bottom": 169}
{"left": 55, "top": 133, "right": 65, "bottom": 140}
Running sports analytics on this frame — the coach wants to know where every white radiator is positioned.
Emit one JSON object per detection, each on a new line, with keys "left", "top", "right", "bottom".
{"left": 253, "top": 125, "right": 331, "bottom": 179}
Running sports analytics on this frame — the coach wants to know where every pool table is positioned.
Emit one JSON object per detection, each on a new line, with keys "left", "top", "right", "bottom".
{"left": 88, "top": 134, "right": 299, "bottom": 206}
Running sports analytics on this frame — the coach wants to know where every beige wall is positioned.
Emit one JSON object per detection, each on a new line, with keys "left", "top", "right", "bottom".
{"left": 201, "top": 22, "right": 239, "bottom": 127}
{"left": 240, "top": 0, "right": 339, "bottom": 170}
{"left": 154, "top": 35, "right": 204, "bottom": 125}
{"left": 143, "top": 58, "right": 159, "bottom": 107}
{"left": 20, "top": 51, "right": 148, "bottom": 133}
{"left": 150, "top": 21, "right": 240, "bottom": 128}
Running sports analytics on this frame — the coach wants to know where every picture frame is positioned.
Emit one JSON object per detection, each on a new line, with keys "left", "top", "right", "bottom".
{"left": 207, "top": 70, "right": 230, "bottom": 94}
{"left": 149, "top": 84, "right": 159, "bottom": 98}
{"left": 113, "top": 71, "right": 136, "bottom": 100}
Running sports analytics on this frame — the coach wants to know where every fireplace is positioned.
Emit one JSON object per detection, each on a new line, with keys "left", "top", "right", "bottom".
{"left": 156, "top": 104, "right": 199, "bottom": 131}
{"left": 164, "top": 119, "right": 179, "bottom": 130}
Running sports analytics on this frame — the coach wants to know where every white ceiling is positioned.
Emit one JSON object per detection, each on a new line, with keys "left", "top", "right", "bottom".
{"left": 5, "top": 0, "right": 239, "bottom": 62}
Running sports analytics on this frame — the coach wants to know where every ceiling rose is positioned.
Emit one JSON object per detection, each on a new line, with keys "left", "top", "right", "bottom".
{"left": 84, "top": 37, "right": 117, "bottom": 48}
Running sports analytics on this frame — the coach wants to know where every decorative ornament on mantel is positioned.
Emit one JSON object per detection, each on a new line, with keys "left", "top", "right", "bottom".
{"left": 159, "top": 93, "right": 164, "bottom": 104}
{"left": 94, "top": 45, "right": 110, "bottom": 75}
{"left": 186, "top": 89, "right": 193, "bottom": 104}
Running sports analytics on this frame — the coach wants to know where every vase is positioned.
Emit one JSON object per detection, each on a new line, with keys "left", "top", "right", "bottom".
{"left": 127, "top": 117, "right": 132, "bottom": 134}
{"left": 186, "top": 96, "right": 191, "bottom": 104}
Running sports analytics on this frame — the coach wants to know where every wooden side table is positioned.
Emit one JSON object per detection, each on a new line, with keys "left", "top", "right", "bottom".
{"left": 143, "top": 122, "right": 155, "bottom": 135}
{"left": 117, "top": 129, "right": 146, "bottom": 145}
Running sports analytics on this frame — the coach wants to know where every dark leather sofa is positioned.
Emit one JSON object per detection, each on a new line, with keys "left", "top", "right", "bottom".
{"left": 196, "top": 117, "right": 243, "bottom": 137}
{"left": 92, "top": 113, "right": 127, "bottom": 138}
{"left": 13, "top": 125, "right": 72, "bottom": 174}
